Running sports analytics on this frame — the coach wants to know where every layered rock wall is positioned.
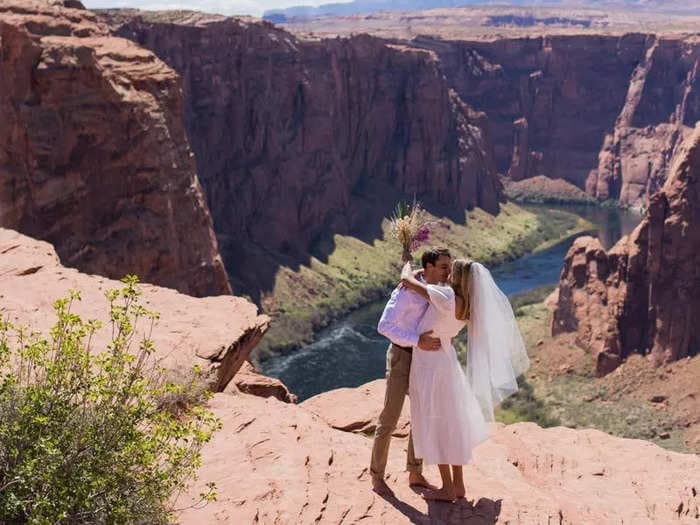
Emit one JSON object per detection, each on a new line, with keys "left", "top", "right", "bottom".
{"left": 417, "top": 34, "right": 700, "bottom": 207}
{"left": 0, "top": 1, "right": 230, "bottom": 296}
{"left": 105, "top": 12, "right": 502, "bottom": 294}
{"left": 553, "top": 124, "right": 700, "bottom": 375}
{"left": 586, "top": 37, "right": 700, "bottom": 207}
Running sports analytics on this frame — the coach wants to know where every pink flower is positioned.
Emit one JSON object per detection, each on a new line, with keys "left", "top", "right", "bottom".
{"left": 411, "top": 225, "right": 431, "bottom": 251}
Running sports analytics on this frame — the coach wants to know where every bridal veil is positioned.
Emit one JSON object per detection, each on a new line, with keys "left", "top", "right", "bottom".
{"left": 466, "top": 262, "right": 530, "bottom": 422}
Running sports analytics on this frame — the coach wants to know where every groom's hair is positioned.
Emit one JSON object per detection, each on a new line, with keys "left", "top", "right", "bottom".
{"left": 421, "top": 247, "right": 451, "bottom": 268}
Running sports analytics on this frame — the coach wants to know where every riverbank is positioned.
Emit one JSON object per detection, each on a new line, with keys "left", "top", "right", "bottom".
{"left": 254, "top": 202, "right": 593, "bottom": 359}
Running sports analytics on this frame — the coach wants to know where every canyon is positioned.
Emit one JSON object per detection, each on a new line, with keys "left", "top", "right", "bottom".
{"left": 3, "top": 1, "right": 699, "bottom": 369}
{"left": 99, "top": 9, "right": 700, "bottom": 304}
{"left": 1, "top": 3, "right": 699, "bottom": 522}
{"left": 103, "top": 9, "right": 503, "bottom": 300}
{"left": 5, "top": 1, "right": 699, "bottom": 307}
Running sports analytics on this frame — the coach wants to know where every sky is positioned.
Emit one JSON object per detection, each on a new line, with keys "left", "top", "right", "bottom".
{"left": 83, "top": 0, "right": 343, "bottom": 17}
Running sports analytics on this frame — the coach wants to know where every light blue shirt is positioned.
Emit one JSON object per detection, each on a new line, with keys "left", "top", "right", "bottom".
{"left": 377, "top": 282, "right": 429, "bottom": 348}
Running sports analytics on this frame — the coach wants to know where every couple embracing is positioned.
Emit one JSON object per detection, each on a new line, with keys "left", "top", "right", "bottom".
{"left": 370, "top": 247, "right": 529, "bottom": 502}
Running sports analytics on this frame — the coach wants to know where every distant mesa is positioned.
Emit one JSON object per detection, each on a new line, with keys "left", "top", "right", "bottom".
{"left": 263, "top": 0, "right": 472, "bottom": 20}
{"left": 264, "top": 0, "right": 700, "bottom": 21}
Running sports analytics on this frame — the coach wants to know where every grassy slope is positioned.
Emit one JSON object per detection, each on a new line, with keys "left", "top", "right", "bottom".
{"left": 255, "top": 202, "right": 593, "bottom": 358}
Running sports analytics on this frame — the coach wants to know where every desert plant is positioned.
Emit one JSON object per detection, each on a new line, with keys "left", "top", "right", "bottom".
{"left": 0, "top": 276, "right": 220, "bottom": 524}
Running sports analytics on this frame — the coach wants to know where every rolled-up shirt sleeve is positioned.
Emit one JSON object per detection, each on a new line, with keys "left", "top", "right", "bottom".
{"left": 377, "top": 288, "right": 420, "bottom": 348}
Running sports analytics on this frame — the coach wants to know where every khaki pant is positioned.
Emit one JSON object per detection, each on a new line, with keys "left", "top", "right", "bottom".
{"left": 370, "top": 344, "right": 422, "bottom": 481}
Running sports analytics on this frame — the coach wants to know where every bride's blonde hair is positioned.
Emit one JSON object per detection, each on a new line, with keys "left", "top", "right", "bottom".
{"left": 450, "top": 258, "right": 473, "bottom": 321}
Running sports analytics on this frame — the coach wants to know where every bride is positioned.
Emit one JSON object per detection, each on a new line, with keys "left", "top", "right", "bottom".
{"left": 399, "top": 258, "right": 530, "bottom": 502}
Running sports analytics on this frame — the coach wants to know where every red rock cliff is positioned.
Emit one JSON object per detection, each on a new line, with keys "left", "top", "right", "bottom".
{"left": 553, "top": 123, "right": 700, "bottom": 375}
{"left": 0, "top": 1, "right": 230, "bottom": 297}
{"left": 416, "top": 34, "right": 700, "bottom": 207}
{"left": 103, "top": 11, "right": 502, "bottom": 295}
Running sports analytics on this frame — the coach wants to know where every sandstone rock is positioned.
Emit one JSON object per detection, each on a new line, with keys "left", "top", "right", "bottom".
{"left": 0, "top": 0, "right": 230, "bottom": 297}
{"left": 553, "top": 124, "right": 700, "bottom": 374}
{"left": 176, "top": 389, "right": 700, "bottom": 524}
{"left": 0, "top": 228, "right": 268, "bottom": 391}
{"left": 544, "top": 288, "right": 559, "bottom": 311}
{"left": 417, "top": 34, "right": 650, "bottom": 192}
{"left": 230, "top": 361, "right": 297, "bottom": 403}
{"left": 586, "top": 37, "right": 700, "bottom": 208}
{"left": 302, "top": 379, "right": 410, "bottom": 436}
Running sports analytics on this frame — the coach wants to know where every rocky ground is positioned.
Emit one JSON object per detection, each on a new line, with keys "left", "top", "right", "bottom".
{"left": 176, "top": 388, "right": 700, "bottom": 524}
{"left": 0, "top": 228, "right": 270, "bottom": 395}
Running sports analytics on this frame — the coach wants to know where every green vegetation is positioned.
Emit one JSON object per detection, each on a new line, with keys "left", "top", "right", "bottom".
{"left": 510, "top": 284, "right": 556, "bottom": 317}
{"left": 256, "top": 202, "right": 594, "bottom": 358}
{"left": 0, "top": 277, "right": 219, "bottom": 524}
{"left": 496, "top": 377, "right": 560, "bottom": 427}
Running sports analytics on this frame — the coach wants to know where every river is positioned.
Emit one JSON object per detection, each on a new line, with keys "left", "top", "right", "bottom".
{"left": 258, "top": 205, "right": 641, "bottom": 401}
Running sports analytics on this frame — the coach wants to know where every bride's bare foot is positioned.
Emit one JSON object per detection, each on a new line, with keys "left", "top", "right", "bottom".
{"left": 422, "top": 487, "right": 456, "bottom": 502}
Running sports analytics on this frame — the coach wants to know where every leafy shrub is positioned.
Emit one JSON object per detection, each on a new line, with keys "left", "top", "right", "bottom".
{"left": 0, "top": 276, "right": 220, "bottom": 524}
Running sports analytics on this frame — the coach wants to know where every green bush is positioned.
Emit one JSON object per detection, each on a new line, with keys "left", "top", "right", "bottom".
{"left": 0, "top": 276, "right": 221, "bottom": 524}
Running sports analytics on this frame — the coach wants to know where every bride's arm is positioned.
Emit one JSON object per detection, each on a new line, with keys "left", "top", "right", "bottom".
{"left": 400, "top": 262, "right": 430, "bottom": 300}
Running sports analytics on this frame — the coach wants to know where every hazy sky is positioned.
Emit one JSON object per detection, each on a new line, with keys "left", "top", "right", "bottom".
{"left": 83, "top": 0, "right": 342, "bottom": 16}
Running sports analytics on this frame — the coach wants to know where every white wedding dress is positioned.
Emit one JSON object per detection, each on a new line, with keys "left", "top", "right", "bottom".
{"left": 409, "top": 284, "right": 488, "bottom": 465}
{"left": 408, "top": 263, "right": 530, "bottom": 466}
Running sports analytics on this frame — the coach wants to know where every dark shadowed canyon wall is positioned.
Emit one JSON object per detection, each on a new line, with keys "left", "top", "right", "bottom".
{"left": 106, "top": 12, "right": 502, "bottom": 297}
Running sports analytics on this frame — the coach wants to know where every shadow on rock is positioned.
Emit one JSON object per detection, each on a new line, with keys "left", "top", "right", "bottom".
{"left": 376, "top": 491, "right": 502, "bottom": 524}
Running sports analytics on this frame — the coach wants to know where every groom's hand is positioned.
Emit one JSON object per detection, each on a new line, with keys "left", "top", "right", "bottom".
{"left": 418, "top": 330, "right": 441, "bottom": 351}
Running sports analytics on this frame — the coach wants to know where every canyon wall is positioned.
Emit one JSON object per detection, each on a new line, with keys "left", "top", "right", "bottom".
{"left": 416, "top": 34, "right": 700, "bottom": 208}
{"left": 553, "top": 123, "right": 700, "bottom": 375}
{"left": 104, "top": 11, "right": 502, "bottom": 296}
{"left": 0, "top": 1, "right": 230, "bottom": 297}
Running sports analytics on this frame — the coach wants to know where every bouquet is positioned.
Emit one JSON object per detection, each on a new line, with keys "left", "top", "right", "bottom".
{"left": 389, "top": 200, "right": 435, "bottom": 263}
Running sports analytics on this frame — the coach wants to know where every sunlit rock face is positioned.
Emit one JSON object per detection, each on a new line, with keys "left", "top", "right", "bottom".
{"left": 416, "top": 34, "right": 700, "bottom": 208}
{"left": 0, "top": 1, "right": 230, "bottom": 297}
{"left": 554, "top": 124, "right": 700, "bottom": 375}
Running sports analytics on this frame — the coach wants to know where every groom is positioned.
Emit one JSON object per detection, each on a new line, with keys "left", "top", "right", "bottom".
{"left": 370, "top": 246, "right": 452, "bottom": 496}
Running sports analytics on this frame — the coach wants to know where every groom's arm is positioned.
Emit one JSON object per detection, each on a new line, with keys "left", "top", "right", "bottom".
{"left": 377, "top": 289, "right": 440, "bottom": 350}
{"left": 377, "top": 289, "right": 420, "bottom": 348}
